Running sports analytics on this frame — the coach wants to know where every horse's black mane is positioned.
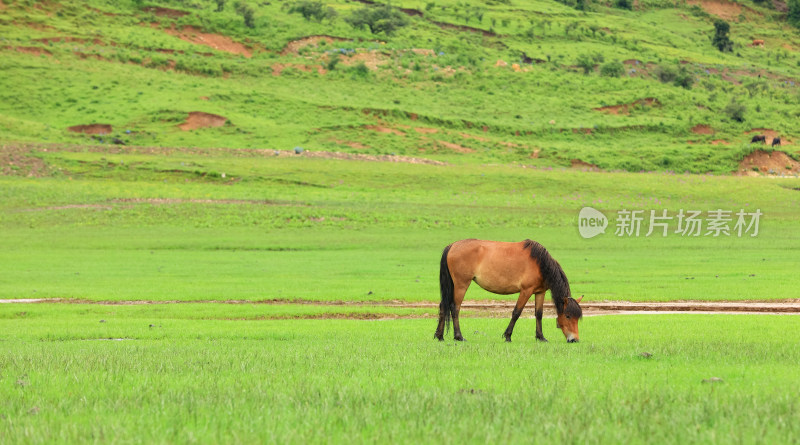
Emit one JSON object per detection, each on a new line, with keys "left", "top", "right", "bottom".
{"left": 523, "top": 239, "right": 582, "bottom": 319}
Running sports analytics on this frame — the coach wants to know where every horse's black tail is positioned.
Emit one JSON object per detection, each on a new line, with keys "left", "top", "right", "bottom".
{"left": 439, "top": 244, "right": 454, "bottom": 334}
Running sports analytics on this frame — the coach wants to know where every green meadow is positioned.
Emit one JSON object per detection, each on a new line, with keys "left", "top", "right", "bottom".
{"left": 2, "top": 305, "right": 800, "bottom": 443}
{"left": 1, "top": 149, "right": 800, "bottom": 303}
{"left": 2, "top": 0, "right": 800, "bottom": 443}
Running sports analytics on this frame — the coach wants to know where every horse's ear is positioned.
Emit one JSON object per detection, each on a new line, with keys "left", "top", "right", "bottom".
{"left": 576, "top": 295, "right": 584, "bottom": 303}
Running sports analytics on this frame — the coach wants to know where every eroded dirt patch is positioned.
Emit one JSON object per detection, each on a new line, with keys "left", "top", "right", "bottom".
{"left": 223, "top": 312, "right": 425, "bottom": 321}
{"left": 330, "top": 139, "right": 370, "bottom": 150}
{"left": 414, "top": 127, "right": 439, "bottom": 134}
{"left": 1, "top": 143, "right": 448, "bottom": 167}
{"left": 593, "top": 98, "right": 660, "bottom": 115}
{"left": 437, "top": 140, "right": 475, "bottom": 153}
{"left": 143, "top": 6, "right": 190, "bottom": 17}
{"left": 736, "top": 150, "right": 800, "bottom": 176}
{"left": 68, "top": 124, "right": 113, "bottom": 134}
{"left": 691, "top": 124, "right": 714, "bottom": 135}
{"left": 688, "top": 0, "right": 744, "bottom": 20}
{"left": 571, "top": 159, "right": 600, "bottom": 171}
{"left": 178, "top": 112, "right": 227, "bottom": 131}
{"left": 265, "top": 149, "right": 447, "bottom": 165}
{"left": 162, "top": 25, "right": 252, "bottom": 57}
{"left": 364, "top": 125, "right": 404, "bottom": 136}
{"left": 34, "top": 36, "right": 101, "bottom": 45}
{"left": 5, "top": 298, "right": 800, "bottom": 317}
{"left": 0, "top": 144, "right": 49, "bottom": 176}
{"left": 280, "top": 35, "right": 349, "bottom": 55}
{"left": 339, "top": 51, "right": 391, "bottom": 70}
{"left": 6, "top": 46, "right": 52, "bottom": 57}
{"left": 271, "top": 63, "right": 326, "bottom": 76}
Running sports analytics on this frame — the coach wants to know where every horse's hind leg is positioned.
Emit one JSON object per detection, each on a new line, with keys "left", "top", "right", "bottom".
{"left": 452, "top": 281, "right": 469, "bottom": 341}
{"left": 434, "top": 314, "right": 445, "bottom": 341}
{"left": 503, "top": 289, "right": 533, "bottom": 342}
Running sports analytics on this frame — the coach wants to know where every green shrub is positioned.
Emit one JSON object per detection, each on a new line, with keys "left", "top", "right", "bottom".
{"left": 345, "top": 4, "right": 409, "bottom": 36}
{"left": 615, "top": 0, "right": 632, "bottom": 10}
{"left": 327, "top": 54, "right": 340, "bottom": 71}
{"left": 235, "top": 2, "right": 256, "bottom": 28}
{"left": 723, "top": 97, "right": 746, "bottom": 122}
{"left": 712, "top": 20, "right": 732, "bottom": 52}
{"left": 350, "top": 62, "right": 370, "bottom": 78}
{"left": 655, "top": 64, "right": 677, "bottom": 83}
{"left": 673, "top": 66, "right": 694, "bottom": 89}
{"left": 575, "top": 54, "right": 595, "bottom": 74}
{"left": 600, "top": 60, "right": 624, "bottom": 77}
{"left": 789, "top": 0, "right": 800, "bottom": 28}
{"left": 288, "top": 1, "right": 337, "bottom": 22}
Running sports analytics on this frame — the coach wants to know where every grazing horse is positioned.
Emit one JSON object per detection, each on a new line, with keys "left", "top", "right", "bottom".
{"left": 772, "top": 137, "right": 782, "bottom": 147}
{"left": 751, "top": 134, "right": 766, "bottom": 143}
{"left": 434, "top": 239, "right": 583, "bottom": 343}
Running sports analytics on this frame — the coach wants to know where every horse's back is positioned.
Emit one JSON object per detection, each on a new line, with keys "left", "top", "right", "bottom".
{"left": 446, "top": 239, "right": 543, "bottom": 294}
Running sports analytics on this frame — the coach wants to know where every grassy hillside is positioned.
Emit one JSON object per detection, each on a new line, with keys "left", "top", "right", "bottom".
{"left": 1, "top": 0, "right": 799, "bottom": 172}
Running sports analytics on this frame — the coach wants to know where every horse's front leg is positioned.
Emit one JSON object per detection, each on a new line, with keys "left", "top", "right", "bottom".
{"left": 503, "top": 289, "right": 533, "bottom": 342}
{"left": 534, "top": 291, "right": 548, "bottom": 342}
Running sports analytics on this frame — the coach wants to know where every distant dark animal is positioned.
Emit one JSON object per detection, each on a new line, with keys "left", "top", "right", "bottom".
{"left": 772, "top": 137, "right": 781, "bottom": 147}
{"left": 435, "top": 239, "right": 583, "bottom": 343}
{"left": 111, "top": 138, "right": 125, "bottom": 145}
{"left": 750, "top": 135, "right": 766, "bottom": 143}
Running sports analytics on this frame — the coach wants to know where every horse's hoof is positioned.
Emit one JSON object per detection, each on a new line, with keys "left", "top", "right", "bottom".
{"left": 504, "top": 337, "right": 512, "bottom": 343}
{"left": 537, "top": 337, "right": 549, "bottom": 343}
{"left": 454, "top": 336, "right": 465, "bottom": 342}
{"left": 434, "top": 335, "right": 444, "bottom": 341}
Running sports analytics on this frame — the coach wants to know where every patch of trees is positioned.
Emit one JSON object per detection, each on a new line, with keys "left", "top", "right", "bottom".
{"left": 655, "top": 64, "right": 694, "bottom": 89}
{"left": 615, "top": 0, "right": 632, "bottom": 10}
{"left": 790, "top": 0, "right": 800, "bottom": 29}
{"left": 287, "top": 1, "right": 338, "bottom": 22}
{"left": 553, "top": 0, "right": 591, "bottom": 11}
{"left": 712, "top": 20, "right": 732, "bottom": 52}
{"left": 723, "top": 97, "right": 746, "bottom": 122}
{"left": 344, "top": 4, "right": 410, "bottom": 36}
{"left": 600, "top": 60, "right": 624, "bottom": 77}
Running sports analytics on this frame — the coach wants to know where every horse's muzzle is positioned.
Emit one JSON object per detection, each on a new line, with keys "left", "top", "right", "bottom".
{"left": 567, "top": 338, "right": 579, "bottom": 343}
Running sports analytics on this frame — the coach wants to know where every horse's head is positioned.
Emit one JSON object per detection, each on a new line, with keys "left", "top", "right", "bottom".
{"left": 556, "top": 295, "right": 583, "bottom": 342}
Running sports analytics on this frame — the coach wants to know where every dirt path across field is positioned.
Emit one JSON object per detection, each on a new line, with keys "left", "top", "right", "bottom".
{"left": 2, "top": 299, "right": 799, "bottom": 317}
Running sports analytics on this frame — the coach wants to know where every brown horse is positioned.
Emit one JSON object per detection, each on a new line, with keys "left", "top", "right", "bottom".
{"left": 434, "top": 239, "right": 583, "bottom": 343}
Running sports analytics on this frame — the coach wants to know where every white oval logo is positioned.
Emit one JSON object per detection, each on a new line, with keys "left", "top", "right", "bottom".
{"left": 578, "top": 207, "right": 608, "bottom": 239}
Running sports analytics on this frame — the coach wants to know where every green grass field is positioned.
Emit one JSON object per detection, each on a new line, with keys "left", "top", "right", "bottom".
{"left": 3, "top": 0, "right": 800, "bottom": 442}
{"left": 2, "top": 304, "right": 800, "bottom": 443}
{"left": 2, "top": 144, "right": 799, "bottom": 442}
{"left": 2, "top": 147, "right": 800, "bottom": 303}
